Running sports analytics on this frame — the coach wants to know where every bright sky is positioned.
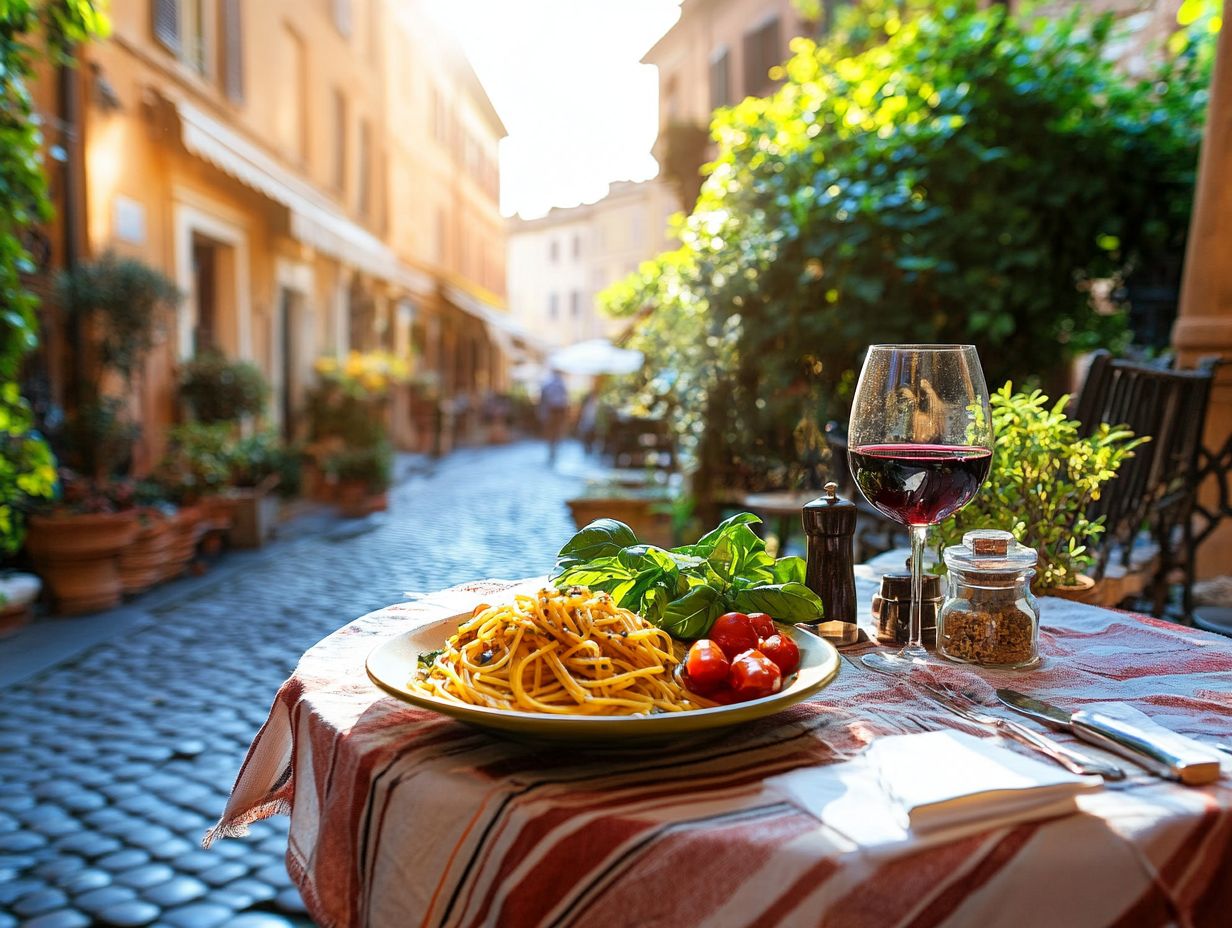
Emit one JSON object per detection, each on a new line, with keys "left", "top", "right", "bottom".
{"left": 423, "top": 0, "right": 683, "bottom": 219}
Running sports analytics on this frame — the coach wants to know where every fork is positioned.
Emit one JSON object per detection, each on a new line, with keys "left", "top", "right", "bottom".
{"left": 916, "top": 682, "right": 1126, "bottom": 780}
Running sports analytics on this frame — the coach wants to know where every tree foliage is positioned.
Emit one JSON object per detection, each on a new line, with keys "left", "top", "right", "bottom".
{"left": 0, "top": 0, "right": 107, "bottom": 552}
{"left": 604, "top": 0, "right": 1214, "bottom": 493}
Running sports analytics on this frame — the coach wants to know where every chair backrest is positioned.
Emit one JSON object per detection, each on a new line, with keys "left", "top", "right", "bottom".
{"left": 1072, "top": 351, "right": 1215, "bottom": 575}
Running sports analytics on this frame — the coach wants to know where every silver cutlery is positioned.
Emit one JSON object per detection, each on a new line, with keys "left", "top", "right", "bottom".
{"left": 916, "top": 683, "right": 1125, "bottom": 780}
{"left": 854, "top": 657, "right": 1125, "bottom": 779}
{"left": 996, "top": 689, "right": 1223, "bottom": 786}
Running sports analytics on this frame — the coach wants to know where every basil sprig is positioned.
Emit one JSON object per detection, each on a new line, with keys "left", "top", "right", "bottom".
{"left": 551, "top": 513, "right": 824, "bottom": 639}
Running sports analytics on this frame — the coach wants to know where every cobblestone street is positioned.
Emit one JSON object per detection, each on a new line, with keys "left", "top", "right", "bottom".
{"left": 0, "top": 443, "right": 585, "bottom": 928}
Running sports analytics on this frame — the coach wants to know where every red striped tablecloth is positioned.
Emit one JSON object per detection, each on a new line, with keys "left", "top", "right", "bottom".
{"left": 209, "top": 577, "right": 1232, "bottom": 928}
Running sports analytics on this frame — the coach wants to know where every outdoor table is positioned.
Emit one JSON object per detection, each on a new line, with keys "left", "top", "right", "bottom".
{"left": 212, "top": 572, "right": 1232, "bottom": 927}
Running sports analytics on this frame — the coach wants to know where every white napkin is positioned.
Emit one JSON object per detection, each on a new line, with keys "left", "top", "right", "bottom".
{"left": 767, "top": 730, "right": 1102, "bottom": 849}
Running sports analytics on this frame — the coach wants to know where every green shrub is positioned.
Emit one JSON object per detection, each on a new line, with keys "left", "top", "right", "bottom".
{"left": 933, "top": 384, "right": 1146, "bottom": 590}
{"left": 179, "top": 351, "right": 270, "bottom": 423}
{"left": 322, "top": 442, "right": 392, "bottom": 493}
{"left": 604, "top": 0, "right": 1213, "bottom": 494}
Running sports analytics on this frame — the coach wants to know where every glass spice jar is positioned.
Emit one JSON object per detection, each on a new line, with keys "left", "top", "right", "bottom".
{"left": 872, "top": 572, "right": 942, "bottom": 648}
{"left": 937, "top": 529, "right": 1040, "bottom": 669}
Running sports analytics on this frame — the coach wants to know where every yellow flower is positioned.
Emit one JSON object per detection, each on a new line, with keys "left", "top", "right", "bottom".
{"left": 315, "top": 356, "right": 339, "bottom": 375}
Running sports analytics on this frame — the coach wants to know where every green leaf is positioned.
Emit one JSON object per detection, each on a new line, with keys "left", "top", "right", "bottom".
{"left": 730, "top": 583, "right": 825, "bottom": 623}
{"left": 689, "top": 512, "right": 762, "bottom": 554}
{"left": 555, "top": 519, "right": 639, "bottom": 569}
{"left": 771, "top": 556, "right": 807, "bottom": 585}
{"left": 657, "top": 585, "right": 726, "bottom": 639}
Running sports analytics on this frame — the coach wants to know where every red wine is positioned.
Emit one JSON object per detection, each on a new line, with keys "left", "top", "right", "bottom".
{"left": 849, "top": 443, "right": 991, "bottom": 526}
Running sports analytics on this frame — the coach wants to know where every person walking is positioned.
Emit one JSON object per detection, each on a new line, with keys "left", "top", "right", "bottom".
{"left": 540, "top": 369, "right": 569, "bottom": 463}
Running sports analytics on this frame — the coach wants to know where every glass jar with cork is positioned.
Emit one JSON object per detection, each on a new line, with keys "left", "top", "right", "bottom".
{"left": 937, "top": 529, "right": 1040, "bottom": 669}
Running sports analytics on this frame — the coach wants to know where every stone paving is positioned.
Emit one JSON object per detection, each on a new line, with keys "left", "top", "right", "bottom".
{"left": 0, "top": 442, "right": 586, "bottom": 928}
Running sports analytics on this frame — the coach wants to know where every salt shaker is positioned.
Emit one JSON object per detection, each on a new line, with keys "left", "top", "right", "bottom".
{"left": 802, "top": 482, "right": 857, "bottom": 644}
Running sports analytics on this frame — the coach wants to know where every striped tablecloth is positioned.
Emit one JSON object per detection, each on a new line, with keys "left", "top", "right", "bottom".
{"left": 209, "top": 575, "right": 1232, "bottom": 928}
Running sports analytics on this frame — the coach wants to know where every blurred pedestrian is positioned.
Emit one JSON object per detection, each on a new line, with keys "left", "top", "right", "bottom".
{"left": 540, "top": 369, "right": 569, "bottom": 463}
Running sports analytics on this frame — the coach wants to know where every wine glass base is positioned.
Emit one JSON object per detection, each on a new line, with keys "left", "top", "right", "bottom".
{"left": 861, "top": 647, "right": 931, "bottom": 674}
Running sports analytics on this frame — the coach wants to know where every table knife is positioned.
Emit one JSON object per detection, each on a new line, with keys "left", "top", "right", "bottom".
{"left": 995, "top": 689, "right": 1223, "bottom": 786}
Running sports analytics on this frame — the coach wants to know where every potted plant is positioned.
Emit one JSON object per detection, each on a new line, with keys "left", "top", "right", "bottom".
{"left": 179, "top": 350, "right": 270, "bottom": 424}
{"left": 117, "top": 500, "right": 174, "bottom": 596}
{"left": 0, "top": 392, "right": 57, "bottom": 633}
{"left": 224, "top": 431, "right": 289, "bottom": 547}
{"left": 25, "top": 472, "right": 140, "bottom": 614}
{"left": 323, "top": 441, "right": 392, "bottom": 518}
{"left": 152, "top": 424, "right": 234, "bottom": 578}
{"left": 933, "top": 384, "right": 1145, "bottom": 602}
{"left": 566, "top": 477, "right": 677, "bottom": 549}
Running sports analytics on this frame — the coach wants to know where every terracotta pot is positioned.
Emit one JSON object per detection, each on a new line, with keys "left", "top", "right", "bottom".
{"left": 337, "top": 481, "right": 389, "bottom": 518}
{"left": 1036, "top": 574, "right": 1101, "bottom": 604}
{"left": 201, "top": 494, "right": 237, "bottom": 532}
{"left": 566, "top": 498, "right": 674, "bottom": 548}
{"left": 26, "top": 511, "right": 138, "bottom": 615}
{"left": 118, "top": 510, "right": 173, "bottom": 596}
{"left": 160, "top": 505, "right": 205, "bottom": 583}
{"left": 26, "top": 511, "right": 139, "bottom": 563}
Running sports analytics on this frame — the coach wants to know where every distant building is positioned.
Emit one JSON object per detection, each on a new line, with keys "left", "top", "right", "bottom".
{"left": 506, "top": 180, "right": 678, "bottom": 350}
{"left": 29, "top": 0, "right": 515, "bottom": 467}
{"left": 642, "top": 0, "right": 815, "bottom": 208}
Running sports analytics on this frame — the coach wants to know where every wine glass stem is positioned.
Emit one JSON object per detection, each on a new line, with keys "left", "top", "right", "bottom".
{"left": 908, "top": 523, "right": 929, "bottom": 653}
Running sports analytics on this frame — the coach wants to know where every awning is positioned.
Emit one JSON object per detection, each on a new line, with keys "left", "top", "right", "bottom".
{"left": 175, "top": 100, "right": 434, "bottom": 297}
{"left": 443, "top": 284, "right": 550, "bottom": 358}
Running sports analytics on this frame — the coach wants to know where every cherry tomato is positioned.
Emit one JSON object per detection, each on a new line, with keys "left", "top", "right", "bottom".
{"left": 747, "top": 612, "right": 776, "bottom": 639}
{"left": 758, "top": 633, "right": 800, "bottom": 676}
{"left": 728, "top": 650, "right": 783, "bottom": 701}
{"left": 710, "top": 612, "right": 759, "bottom": 659}
{"left": 684, "top": 639, "right": 730, "bottom": 693}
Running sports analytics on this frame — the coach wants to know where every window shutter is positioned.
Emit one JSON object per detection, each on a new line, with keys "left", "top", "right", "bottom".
{"left": 153, "top": 0, "right": 181, "bottom": 54}
{"left": 222, "top": 0, "right": 245, "bottom": 102}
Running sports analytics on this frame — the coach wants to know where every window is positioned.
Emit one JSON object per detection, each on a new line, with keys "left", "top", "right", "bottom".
{"left": 153, "top": 0, "right": 206, "bottom": 76}
{"left": 709, "top": 47, "right": 731, "bottom": 110}
{"left": 275, "top": 26, "right": 307, "bottom": 163}
{"left": 572, "top": 234, "right": 581, "bottom": 260}
{"left": 569, "top": 291, "right": 581, "bottom": 318}
{"left": 549, "top": 239, "right": 559, "bottom": 263}
{"left": 332, "top": 89, "right": 348, "bottom": 192}
{"left": 548, "top": 293, "right": 559, "bottom": 320}
{"left": 357, "top": 119, "right": 372, "bottom": 218}
{"left": 219, "top": 0, "right": 244, "bottom": 102}
{"left": 742, "top": 16, "right": 781, "bottom": 98}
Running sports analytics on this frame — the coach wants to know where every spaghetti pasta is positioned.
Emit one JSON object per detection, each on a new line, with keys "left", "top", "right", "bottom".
{"left": 410, "top": 587, "right": 705, "bottom": 715}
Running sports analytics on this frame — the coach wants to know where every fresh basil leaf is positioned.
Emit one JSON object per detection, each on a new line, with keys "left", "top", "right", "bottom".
{"left": 612, "top": 563, "right": 677, "bottom": 613}
{"left": 690, "top": 511, "right": 762, "bottom": 554}
{"left": 553, "top": 557, "right": 636, "bottom": 593}
{"left": 772, "top": 556, "right": 807, "bottom": 585}
{"left": 730, "top": 582, "right": 824, "bottom": 623}
{"left": 555, "top": 519, "right": 639, "bottom": 568}
{"left": 657, "top": 585, "right": 725, "bottom": 639}
{"left": 707, "top": 522, "right": 768, "bottom": 583}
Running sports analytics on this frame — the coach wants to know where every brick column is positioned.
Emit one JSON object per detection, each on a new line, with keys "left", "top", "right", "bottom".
{"left": 1173, "top": 1, "right": 1232, "bottom": 577}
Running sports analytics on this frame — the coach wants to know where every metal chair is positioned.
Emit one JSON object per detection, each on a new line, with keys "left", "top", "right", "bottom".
{"left": 1073, "top": 350, "right": 1216, "bottom": 618}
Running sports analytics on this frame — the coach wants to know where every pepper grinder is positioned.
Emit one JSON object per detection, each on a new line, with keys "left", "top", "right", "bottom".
{"left": 802, "top": 482, "right": 859, "bottom": 646}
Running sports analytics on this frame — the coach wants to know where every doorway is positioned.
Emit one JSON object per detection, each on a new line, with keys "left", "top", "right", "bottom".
{"left": 191, "top": 235, "right": 221, "bottom": 354}
{"left": 278, "top": 287, "right": 304, "bottom": 442}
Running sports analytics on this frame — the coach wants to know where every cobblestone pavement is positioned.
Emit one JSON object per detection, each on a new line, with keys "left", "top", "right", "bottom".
{"left": 0, "top": 442, "right": 585, "bottom": 928}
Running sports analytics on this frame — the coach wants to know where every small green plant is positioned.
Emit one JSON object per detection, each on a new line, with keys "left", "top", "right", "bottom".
{"left": 153, "top": 423, "right": 232, "bottom": 504}
{"left": 227, "top": 430, "right": 299, "bottom": 492}
{"left": 179, "top": 351, "right": 270, "bottom": 423}
{"left": 323, "top": 442, "right": 392, "bottom": 493}
{"left": 934, "top": 384, "right": 1147, "bottom": 590}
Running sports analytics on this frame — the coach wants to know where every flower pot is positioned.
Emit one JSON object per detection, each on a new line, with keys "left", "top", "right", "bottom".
{"left": 225, "top": 475, "right": 280, "bottom": 548}
{"left": 0, "top": 572, "right": 41, "bottom": 638}
{"left": 118, "top": 509, "right": 173, "bottom": 596}
{"left": 1036, "top": 574, "right": 1102, "bottom": 604}
{"left": 26, "top": 511, "right": 139, "bottom": 615}
{"left": 566, "top": 498, "right": 674, "bottom": 548}
{"left": 160, "top": 505, "right": 205, "bottom": 583}
{"left": 337, "top": 481, "right": 389, "bottom": 518}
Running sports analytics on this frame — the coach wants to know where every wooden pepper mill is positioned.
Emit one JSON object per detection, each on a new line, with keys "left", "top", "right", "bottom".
{"left": 802, "top": 482, "right": 858, "bottom": 645}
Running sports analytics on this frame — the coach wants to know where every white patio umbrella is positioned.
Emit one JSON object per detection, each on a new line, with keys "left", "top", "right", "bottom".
{"left": 547, "top": 339, "right": 643, "bottom": 376}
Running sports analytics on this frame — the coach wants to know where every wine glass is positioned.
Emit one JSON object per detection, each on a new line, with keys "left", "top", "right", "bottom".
{"left": 848, "top": 345, "right": 993, "bottom": 670}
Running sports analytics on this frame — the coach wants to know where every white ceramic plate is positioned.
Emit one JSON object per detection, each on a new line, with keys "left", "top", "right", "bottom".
{"left": 366, "top": 616, "right": 841, "bottom": 742}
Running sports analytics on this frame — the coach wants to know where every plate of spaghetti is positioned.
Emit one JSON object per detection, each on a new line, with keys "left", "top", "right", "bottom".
{"left": 365, "top": 586, "right": 840, "bottom": 741}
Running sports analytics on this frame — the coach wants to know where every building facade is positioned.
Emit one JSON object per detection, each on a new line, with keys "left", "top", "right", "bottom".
{"left": 506, "top": 180, "right": 678, "bottom": 351}
{"left": 31, "top": 0, "right": 512, "bottom": 468}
